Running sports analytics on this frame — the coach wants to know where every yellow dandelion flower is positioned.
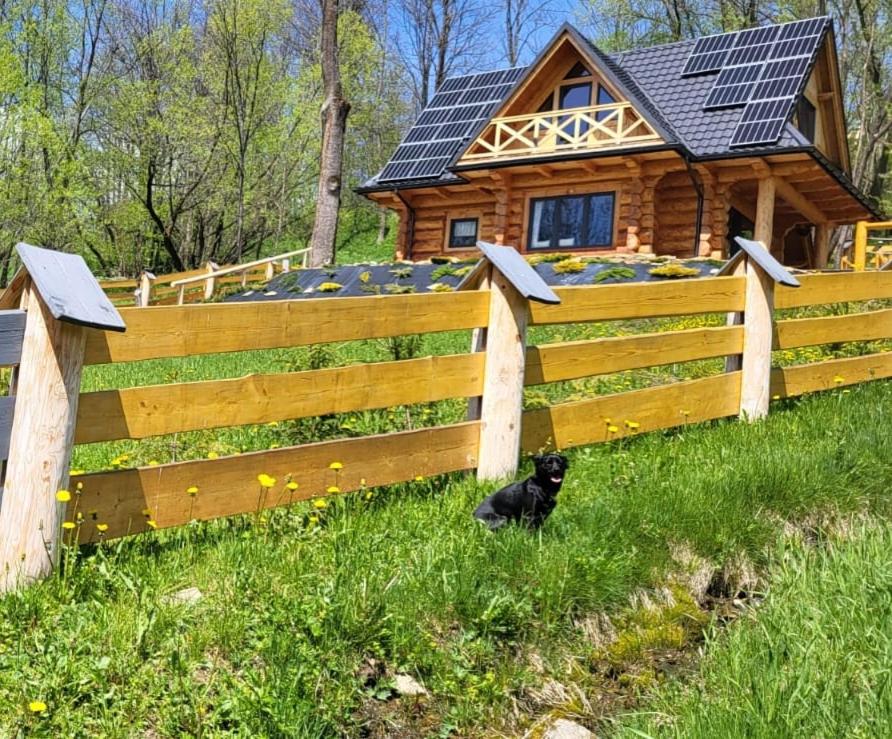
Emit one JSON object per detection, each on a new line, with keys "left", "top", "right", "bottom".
{"left": 75, "top": 481, "right": 83, "bottom": 491}
{"left": 680, "top": 409, "right": 691, "bottom": 417}
{"left": 186, "top": 485, "right": 199, "bottom": 496}
{"left": 62, "top": 522, "right": 76, "bottom": 530}
{"left": 360, "top": 478, "right": 367, "bottom": 486}
{"left": 607, "top": 424, "right": 619, "bottom": 433}
{"left": 55, "top": 490, "right": 71, "bottom": 503}
{"left": 625, "top": 420, "right": 640, "bottom": 430}
{"left": 207, "top": 451, "right": 218, "bottom": 460}
{"left": 415, "top": 475, "right": 424, "bottom": 482}
{"left": 313, "top": 499, "right": 328, "bottom": 510}
{"left": 365, "top": 491, "right": 373, "bottom": 500}
{"left": 326, "top": 485, "right": 340, "bottom": 494}
{"left": 772, "top": 394, "right": 781, "bottom": 401}
{"left": 141, "top": 508, "right": 152, "bottom": 517}
{"left": 603, "top": 418, "right": 612, "bottom": 424}
{"left": 28, "top": 700, "right": 47, "bottom": 713}
{"left": 286, "top": 481, "right": 299, "bottom": 491}
{"left": 308, "top": 515, "right": 319, "bottom": 526}
{"left": 146, "top": 519, "right": 158, "bottom": 530}
{"left": 96, "top": 524, "right": 109, "bottom": 533}
{"left": 329, "top": 462, "right": 343, "bottom": 470}
{"left": 148, "top": 460, "right": 160, "bottom": 466}
{"left": 69, "top": 469, "right": 84, "bottom": 476}
{"left": 833, "top": 375, "right": 845, "bottom": 384}
{"left": 257, "top": 474, "right": 276, "bottom": 489}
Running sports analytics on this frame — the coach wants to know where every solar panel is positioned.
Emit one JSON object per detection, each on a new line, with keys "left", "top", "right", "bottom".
{"left": 770, "top": 17, "right": 827, "bottom": 59}
{"left": 725, "top": 25, "right": 780, "bottom": 66}
{"left": 749, "top": 56, "right": 811, "bottom": 101}
{"left": 377, "top": 66, "right": 526, "bottom": 183}
{"left": 704, "top": 64, "right": 763, "bottom": 108}
{"left": 729, "top": 98, "right": 794, "bottom": 147}
{"left": 682, "top": 32, "right": 737, "bottom": 76}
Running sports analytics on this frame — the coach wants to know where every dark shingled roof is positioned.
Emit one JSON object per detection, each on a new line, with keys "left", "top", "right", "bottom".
{"left": 358, "top": 17, "right": 860, "bottom": 201}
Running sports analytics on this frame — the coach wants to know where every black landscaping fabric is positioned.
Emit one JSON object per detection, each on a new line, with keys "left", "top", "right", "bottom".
{"left": 223, "top": 258, "right": 721, "bottom": 303}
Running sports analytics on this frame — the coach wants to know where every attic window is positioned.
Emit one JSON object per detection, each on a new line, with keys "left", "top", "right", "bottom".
{"left": 565, "top": 62, "right": 591, "bottom": 79}
{"left": 796, "top": 96, "right": 816, "bottom": 143}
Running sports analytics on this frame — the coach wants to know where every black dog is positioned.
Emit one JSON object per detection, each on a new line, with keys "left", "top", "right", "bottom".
{"left": 473, "top": 453, "right": 569, "bottom": 530}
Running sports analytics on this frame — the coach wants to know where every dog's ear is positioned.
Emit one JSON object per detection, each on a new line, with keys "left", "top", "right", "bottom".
{"left": 532, "top": 453, "right": 544, "bottom": 465}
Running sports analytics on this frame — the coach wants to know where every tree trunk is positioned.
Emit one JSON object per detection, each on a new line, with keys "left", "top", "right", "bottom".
{"left": 308, "top": 0, "right": 351, "bottom": 268}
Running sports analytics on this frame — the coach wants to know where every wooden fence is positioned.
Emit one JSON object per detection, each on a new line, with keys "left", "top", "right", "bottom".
{"left": 1, "top": 241, "right": 891, "bottom": 590}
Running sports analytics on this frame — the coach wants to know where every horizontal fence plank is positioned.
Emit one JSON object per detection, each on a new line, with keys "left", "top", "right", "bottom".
{"left": 774, "top": 308, "right": 892, "bottom": 350}
{"left": 522, "top": 372, "right": 742, "bottom": 452}
{"left": 83, "top": 291, "right": 490, "bottom": 365}
{"left": 525, "top": 326, "right": 744, "bottom": 385}
{"left": 529, "top": 277, "right": 745, "bottom": 325}
{"left": 776, "top": 271, "right": 892, "bottom": 309}
{"left": 0, "top": 310, "right": 25, "bottom": 366}
{"left": 99, "top": 279, "right": 138, "bottom": 290}
{"left": 0, "top": 395, "right": 13, "bottom": 460}
{"left": 67, "top": 421, "right": 480, "bottom": 541}
{"left": 76, "top": 353, "right": 485, "bottom": 443}
{"left": 770, "top": 351, "right": 892, "bottom": 397}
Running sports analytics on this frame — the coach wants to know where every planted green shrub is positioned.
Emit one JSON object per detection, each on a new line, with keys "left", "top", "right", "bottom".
{"left": 552, "top": 259, "right": 587, "bottom": 274}
{"left": 593, "top": 266, "right": 637, "bottom": 283}
{"left": 648, "top": 264, "right": 701, "bottom": 278}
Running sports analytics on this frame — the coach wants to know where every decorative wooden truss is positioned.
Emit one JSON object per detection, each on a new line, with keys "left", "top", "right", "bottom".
{"left": 459, "top": 102, "right": 662, "bottom": 163}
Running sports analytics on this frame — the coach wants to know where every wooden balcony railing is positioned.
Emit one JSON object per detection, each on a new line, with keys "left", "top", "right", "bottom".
{"left": 459, "top": 102, "right": 662, "bottom": 163}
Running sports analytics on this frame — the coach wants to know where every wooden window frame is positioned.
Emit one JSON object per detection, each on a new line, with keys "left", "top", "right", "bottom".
{"left": 526, "top": 191, "right": 617, "bottom": 252}
{"left": 445, "top": 214, "right": 481, "bottom": 250}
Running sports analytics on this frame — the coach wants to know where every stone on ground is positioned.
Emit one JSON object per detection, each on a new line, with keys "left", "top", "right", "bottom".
{"left": 393, "top": 673, "right": 427, "bottom": 697}
{"left": 543, "top": 718, "right": 594, "bottom": 739}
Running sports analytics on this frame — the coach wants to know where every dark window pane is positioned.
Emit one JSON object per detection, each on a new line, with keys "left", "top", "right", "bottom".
{"left": 530, "top": 200, "right": 557, "bottom": 249}
{"left": 449, "top": 218, "right": 478, "bottom": 247}
{"left": 596, "top": 85, "right": 617, "bottom": 122}
{"left": 796, "top": 96, "right": 816, "bottom": 142}
{"left": 559, "top": 82, "right": 591, "bottom": 109}
{"left": 558, "top": 196, "right": 585, "bottom": 247}
{"left": 537, "top": 94, "right": 553, "bottom": 113}
{"left": 586, "top": 194, "right": 614, "bottom": 245}
{"left": 565, "top": 62, "right": 591, "bottom": 79}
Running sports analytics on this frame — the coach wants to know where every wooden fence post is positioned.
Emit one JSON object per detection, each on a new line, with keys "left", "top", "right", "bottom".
{"left": 476, "top": 266, "right": 528, "bottom": 480}
{"left": 464, "top": 242, "right": 560, "bottom": 482}
{"left": 0, "top": 244, "right": 125, "bottom": 591}
{"left": 729, "top": 236, "right": 800, "bottom": 421}
{"left": 204, "top": 261, "right": 219, "bottom": 301}
{"left": 137, "top": 271, "right": 155, "bottom": 307}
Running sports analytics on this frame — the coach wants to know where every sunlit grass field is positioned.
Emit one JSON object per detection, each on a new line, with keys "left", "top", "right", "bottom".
{"left": 3, "top": 376, "right": 891, "bottom": 735}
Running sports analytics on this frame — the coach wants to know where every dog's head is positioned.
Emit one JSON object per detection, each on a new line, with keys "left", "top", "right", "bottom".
{"left": 532, "top": 453, "right": 569, "bottom": 488}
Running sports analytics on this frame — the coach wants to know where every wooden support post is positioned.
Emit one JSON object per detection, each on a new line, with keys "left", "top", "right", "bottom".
{"left": 0, "top": 244, "right": 125, "bottom": 591}
{"left": 466, "top": 267, "right": 492, "bottom": 422}
{"left": 265, "top": 261, "right": 275, "bottom": 280}
{"left": 203, "top": 261, "right": 219, "bottom": 301}
{"left": 814, "top": 223, "right": 832, "bottom": 269}
{"left": 137, "top": 271, "right": 155, "bottom": 307}
{"left": 740, "top": 178, "right": 776, "bottom": 420}
{"left": 282, "top": 258, "right": 291, "bottom": 273}
{"left": 852, "top": 221, "right": 868, "bottom": 271}
{"left": 0, "top": 280, "right": 86, "bottom": 589}
{"left": 177, "top": 284, "right": 186, "bottom": 305}
{"left": 476, "top": 265, "right": 528, "bottom": 481}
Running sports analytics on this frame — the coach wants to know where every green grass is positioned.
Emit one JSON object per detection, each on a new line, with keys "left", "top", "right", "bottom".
{"left": 613, "top": 519, "right": 892, "bottom": 738}
{"left": 3, "top": 380, "right": 892, "bottom": 735}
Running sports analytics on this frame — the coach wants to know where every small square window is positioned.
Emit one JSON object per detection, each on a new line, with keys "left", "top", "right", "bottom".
{"left": 449, "top": 218, "right": 478, "bottom": 248}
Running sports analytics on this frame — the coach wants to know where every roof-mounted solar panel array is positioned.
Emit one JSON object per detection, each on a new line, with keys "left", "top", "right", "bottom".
{"left": 376, "top": 67, "right": 526, "bottom": 183}
{"left": 681, "top": 16, "right": 829, "bottom": 147}
{"left": 681, "top": 32, "right": 736, "bottom": 76}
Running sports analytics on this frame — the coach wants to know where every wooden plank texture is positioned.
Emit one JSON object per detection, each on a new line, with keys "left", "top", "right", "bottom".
{"left": 525, "top": 326, "right": 744, "bottom": 385}
{"left": 16, "top": 243, "right": 126, "bottom": 332}
{"left": 776, "top": 271, "right": 892, "bottom": 309}
{"left": 522, "top": 372, "right": 742, "bottom": 452}
{"left": 0, "top": 395, "right": 13, "bottom": 460}
{"left": 0, "top": 282, "right": 87, "bottom": 589}
{"left": 84, "top": 291, "right": 490, "bottom": 365}
{"left": 476, "top": 241, "right": 560, "bottom": 304}
{"left": 76, "top": 353, "right": 485, "bottom": 443}
{"left": 529, "top": 277, "right": 745, "bottom": 325}
{"left": 0, "top": 310, "right": 25, "bottom": 366}
{"left": 774, "top": 308, "right": 892, "bottom": 349}
{"left": 67, "top": 421, "right": 480, "bottom": 541}
{"left": 770, "top": 352, "right": 892, "bottom": 397}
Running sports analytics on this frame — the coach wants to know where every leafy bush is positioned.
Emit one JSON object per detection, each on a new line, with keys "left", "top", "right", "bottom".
{"left": 593, "top": 266, "right": 637, "bottom": 283}
{"left": 317, "top": 281, "right": 343, "bottom": 292}
{"left": 648, "top": 264, "right": 701, "bottom": 279}
{"left": 552, "top": 259, "right": 587, "bottom": 274}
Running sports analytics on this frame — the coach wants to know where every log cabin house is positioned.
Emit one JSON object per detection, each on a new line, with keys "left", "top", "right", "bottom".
{"left": 357, "top": 17, "right": 880, "bottom": 267}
